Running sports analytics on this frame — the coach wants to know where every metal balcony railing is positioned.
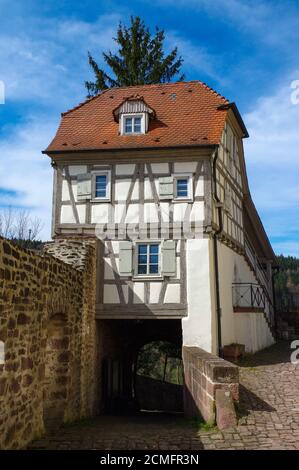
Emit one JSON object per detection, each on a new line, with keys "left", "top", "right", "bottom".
{"left": 232, "top": 283, "right": 266, "bottom": 310}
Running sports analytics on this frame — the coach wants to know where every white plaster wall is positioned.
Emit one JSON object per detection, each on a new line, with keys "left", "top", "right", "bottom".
{"left": 217, "top": 242, "right": 275, "bottom": 352}
{"left": 195, "top": 176, "right": 204, "bottom": 197}
{"left": 91, "top": 204, "right": 109, "bottom": 224}
{"left": 61, "top": 180, "right": 70, "bottom": 201}
{"left": 115, "top": 164, "right": 136, "bottom": 176}
{"left": 173, "top": 203, "right": 188, "bottom": 222}
{"left": 115, "top": 179, "right": 139, "bottom": 201}
{"left": 144, "top": 203, "right": 159, "bottom": 223}
{"left": 164, "top": 284, "right": 180, "bottom": 303}
{"left": 68, "top": 165, "right": 87, "bottom": 176}
{"left": 182, "top": 238, "right": 215, "bottom": 353}
{"left": 133, "top": 282, "right": 145, "bottom": 303}
{"left": 160, "top": 202, "right": 170, "bottom": 222}
{"left": 77, "top": 204, "right": 86, "bottom": 224}
{"left": 104, "top": 258, "right": 115, "bottom": 280}
{"left": 145, "top": 163, "right": 169, "bottom": 174}
{"left": 190, "top": 201, "right": 204, "bottom": 221}
{"left": 60, "top": 205, "right": 75, "bottom": 224}
{"left": 174, "top": 162, "right": 197, "bottom": 173}
{"left": 104, "top": 285, "right": 119, "bottom": 303}
{"left": 149, "top": 282, "right": 161, "bottom": 303}
{"left": 234, "top": 313, "right": 274, "bottom": 353}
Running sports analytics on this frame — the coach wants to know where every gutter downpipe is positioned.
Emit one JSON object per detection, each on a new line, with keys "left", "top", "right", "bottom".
{"left": 212, "top": 147, "right": 223, "bottom": 357}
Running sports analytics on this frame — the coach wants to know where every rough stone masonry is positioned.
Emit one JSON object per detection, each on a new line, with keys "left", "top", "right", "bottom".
{"left": 0, "top": 237, "right": 99, "bottom": 449}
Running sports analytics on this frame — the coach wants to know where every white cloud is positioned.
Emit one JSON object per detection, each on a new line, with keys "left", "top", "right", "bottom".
{"left": 243, "top": 73, "right": 299, "bottom": 256}
{"left": 0, "top": 13, "right": 124, "bottom": 240}
{"left": 0, "top": 14, "right": 122, "bottom": 105}
{"left": 166, "top": 32, "right": 226, "bottom": 84}
{"left": 0, "top": 115, "right": 57, "bottom": 239}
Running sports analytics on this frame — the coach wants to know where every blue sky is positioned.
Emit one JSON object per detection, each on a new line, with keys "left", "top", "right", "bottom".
{"left": 0, "top": 0, "right": 298, "bottom": 255}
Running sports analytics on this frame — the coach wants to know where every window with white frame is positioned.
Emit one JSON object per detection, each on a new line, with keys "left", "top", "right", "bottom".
{"left": 136, "top": 242, "right": 160, "bottom": 276}
{"left": 92, "top": 170, "right": 111, "bottom": 201}
{"left": 173, "top": 174, "right": 193, "bottom": 200}
{"left": 121, "top": 114, "right": 145, "bottom": 135}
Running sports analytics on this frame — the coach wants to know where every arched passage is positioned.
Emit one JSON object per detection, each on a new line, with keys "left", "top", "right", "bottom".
{"left": 98, "top": 319, "right": 183, "bottom": 414}
{"left": 135, "top": 340, "right": 183, "bottom": 413}
{"left": 43, "top": 314, "right": 69, "bottom": 432}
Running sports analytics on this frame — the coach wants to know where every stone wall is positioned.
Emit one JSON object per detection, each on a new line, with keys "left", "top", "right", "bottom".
{"left": 183, "top": 347, "right": 239, "bottom": 425}
{"left": 0, "top": 237, "right": 98, "bottom": 449}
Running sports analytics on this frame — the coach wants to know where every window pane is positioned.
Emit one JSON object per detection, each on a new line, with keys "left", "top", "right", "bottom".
{"left": 125, "top": 117, "right": 132, "bottom": 133}
{"left": 150, "top": 244, "right": 159, "bottom": 254}
{"left": 95, "top": 175, "right": 107, "bottom": 198}
{"left": 134, "top": 117, "right": 141, "bottom": 133}
{"left": 138, "top": 255, "right": 147, "bottom": 264}
{"left": 149, "top": 254, "right": 158, "bottom": 264}
{"left": 138, "top": 245, "right": 147, "bottom": 255}
{"left": 149, "top": 264, "right": 159, "bottom": 274}
{"left": 138, "top": 264, "right": 147, "bottom": 275}
{"left": 176, "top": 179, "right": 188, "bottom": 197}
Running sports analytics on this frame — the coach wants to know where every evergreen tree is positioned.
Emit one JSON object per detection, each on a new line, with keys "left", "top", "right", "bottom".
{"left": 85, "top": 16, "right": 184, "bottom": 97}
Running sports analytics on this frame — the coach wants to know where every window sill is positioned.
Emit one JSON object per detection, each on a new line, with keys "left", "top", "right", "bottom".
{"left": 132, "top": 275, "right": 164, "bottom": 282}
{"left": 122, "top": 132, "right": 145, "bottom": 136}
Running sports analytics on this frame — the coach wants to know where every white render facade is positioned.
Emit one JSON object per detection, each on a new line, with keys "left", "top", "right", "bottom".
{"left": 49, "top": 120, "right": 276, "bottom": 355}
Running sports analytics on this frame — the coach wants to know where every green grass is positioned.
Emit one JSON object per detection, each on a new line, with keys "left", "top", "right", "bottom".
{"left": 189, "top": 417, "right": 217, "bottom": 432}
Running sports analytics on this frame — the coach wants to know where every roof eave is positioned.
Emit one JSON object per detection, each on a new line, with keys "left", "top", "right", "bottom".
{"left": 42, "top": 143, "right": 218, "bottom": 156}
{"left": 218, "top": 102, "right": 249, "bottom": 138}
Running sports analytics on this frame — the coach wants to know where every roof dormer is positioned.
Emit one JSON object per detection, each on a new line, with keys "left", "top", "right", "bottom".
{"left": 113, "top": 95, "right": 155, "bottom": 135}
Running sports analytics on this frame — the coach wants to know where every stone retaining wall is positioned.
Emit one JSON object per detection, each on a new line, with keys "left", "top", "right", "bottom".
{"left": 183, "top": 347, "right": 239, "bottom": 424}
{"left": 0, "top": 237, "right": 98, "bottom": 449}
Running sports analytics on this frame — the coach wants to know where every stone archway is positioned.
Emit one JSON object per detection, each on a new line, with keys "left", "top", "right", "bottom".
{"left": 98, "top": 319, "right": 183, "bottom": 414}
{"left": 43, "top": 314, "right": 69, "bottom": 432}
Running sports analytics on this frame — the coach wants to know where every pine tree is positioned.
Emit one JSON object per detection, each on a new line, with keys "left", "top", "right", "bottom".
{"left": 85, "top": 16, "right": 184, "bottom": 97}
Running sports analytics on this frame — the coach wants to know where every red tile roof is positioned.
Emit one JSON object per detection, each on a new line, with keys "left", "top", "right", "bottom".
{"left": 45, "top": 81, "right": 237, "bottom": 153}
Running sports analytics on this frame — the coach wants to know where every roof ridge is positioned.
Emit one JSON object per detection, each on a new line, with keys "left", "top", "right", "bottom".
{"left": 61, "top": 80, "right": 229, "bottom": 117}
{"left": 61, "top": 88, "right": 111, "bottom": 116}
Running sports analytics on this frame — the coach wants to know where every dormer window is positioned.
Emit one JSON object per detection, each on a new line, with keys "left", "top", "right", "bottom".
{"left": 113, "top": 95, "right": 156, "bottom": 136}
{"left": 123, "top": 114, "right": 143, "bottom": 135}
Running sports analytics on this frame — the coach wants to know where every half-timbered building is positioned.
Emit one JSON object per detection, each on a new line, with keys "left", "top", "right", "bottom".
{"left": 44, "top": 80, "right": 276, "bottom": 362}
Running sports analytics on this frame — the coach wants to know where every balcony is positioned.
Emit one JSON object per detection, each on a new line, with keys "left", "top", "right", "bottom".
{"left": 232, "top": 283, "right": 266, "bottom": 312}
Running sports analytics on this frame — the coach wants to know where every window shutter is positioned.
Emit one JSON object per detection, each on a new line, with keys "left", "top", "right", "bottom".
{"left": 162, "top": 240, "right": 176, "bottom": 276}
{"left": 77, "top": 173, "right": 92, "bottom": 201}
{"left": 159, "top": 176, "right": 173, "bottom": 200}
{"left": 119, "top": 241, "right": 133, "bottom": 276}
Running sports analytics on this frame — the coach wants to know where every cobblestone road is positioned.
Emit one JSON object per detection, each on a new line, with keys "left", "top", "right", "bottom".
{"left": 30, "top": 341, "right": 299, "bottom": 450}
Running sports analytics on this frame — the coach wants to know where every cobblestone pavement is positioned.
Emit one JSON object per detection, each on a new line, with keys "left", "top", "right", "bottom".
{"left": 30, "top": 341, "right": 299, "bottom": 450}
